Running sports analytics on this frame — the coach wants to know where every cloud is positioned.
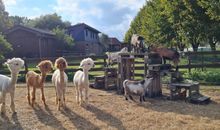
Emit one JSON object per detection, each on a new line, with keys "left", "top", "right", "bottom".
{"left": 53, "top": 0, "right": 145, "bottom": 41}
{"left": 2, "top": 0, "right": 17, "bottom": 6}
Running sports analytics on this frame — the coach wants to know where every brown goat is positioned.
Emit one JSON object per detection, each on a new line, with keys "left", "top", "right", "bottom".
{"left": 148, "top": 45, "right": 180, "bottom": 66}
{"left": 26, "top": 60, "right": 53, "bottom": 107}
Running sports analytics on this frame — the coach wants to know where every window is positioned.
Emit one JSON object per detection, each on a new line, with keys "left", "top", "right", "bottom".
{"left": 85, "top": 29, "right": 88, "bottom": 37}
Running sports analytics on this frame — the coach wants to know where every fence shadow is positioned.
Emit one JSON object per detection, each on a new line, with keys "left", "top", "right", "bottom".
{"left": 84, "top": 104, "right": 125, "bottom": 130}
{"left": 61, "top": 107, "right": 99, "bottom": 130}
{"left": 33, "top": 104, "right": 67, "bottom": 130}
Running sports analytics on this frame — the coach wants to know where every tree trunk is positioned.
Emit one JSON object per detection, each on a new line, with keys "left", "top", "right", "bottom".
{"left": 191, "top": 43, "right": 199, "bottom": 52}
{"left": 178, "top": 43, "right": 185, "bottom": 51}
{"left": 209, "top": 42, "right": 216, "bottom": 51}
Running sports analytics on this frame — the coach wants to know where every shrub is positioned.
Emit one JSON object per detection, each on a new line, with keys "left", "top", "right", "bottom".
{"left": 183, "top": 70, "right": 220, "bottom": 85}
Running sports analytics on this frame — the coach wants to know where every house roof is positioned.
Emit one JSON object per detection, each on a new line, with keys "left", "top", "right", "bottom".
{"left": 4, "top": 25, "right": 55, "bottom": 37}
{"left": 68, "top": 23, "right": 101, "bottom": 33}
{"left": 109, "top": 37, "right": 121, "bottom": 45}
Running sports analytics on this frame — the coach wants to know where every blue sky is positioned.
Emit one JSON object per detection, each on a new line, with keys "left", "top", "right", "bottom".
{"left": 3, "top": 0, "right": 145, "bottom": 41}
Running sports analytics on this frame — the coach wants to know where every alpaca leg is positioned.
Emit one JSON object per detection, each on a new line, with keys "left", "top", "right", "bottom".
{"left": 63, "top": 89, "right": 66, "bottom": 107}
{"left": 85, "top": 87, "right": 89, "bottom": 105}
{"left": 79, "top": 88, "right": 83, "bottom": 105}
{"left": 10, "top": 91, "right": 16, "bottom": 114}
{"left": 1, "top": 93, "right": 6, "bottom": 114}
{"left": 31, "top": 87, "right": 36, "bottom": 107}
{"left": 57, "top": 98, "right": 61, "bottom": 111}
{"left": 75, "top": 86, "right": 80, "bottom": 104}
{"left": 41, "top": 87, "right": 46, "bottom": 106}
{"left": 26, "top": 84, "right": 31, "bottom": 105}
{"left": 55, "top": 92, "right": 58, "bottom": 105}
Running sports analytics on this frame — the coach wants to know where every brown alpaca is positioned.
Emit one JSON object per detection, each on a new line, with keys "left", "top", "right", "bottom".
{"left": 26, "top": 60, "right": 53, "bottom": 107}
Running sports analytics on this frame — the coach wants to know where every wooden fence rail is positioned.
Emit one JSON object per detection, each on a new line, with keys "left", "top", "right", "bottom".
{"left": 1, "top": 51, "right": 220, "bottom": 76}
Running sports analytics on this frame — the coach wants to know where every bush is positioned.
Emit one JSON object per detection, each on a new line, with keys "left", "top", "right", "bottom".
{"left": 183, "top": 70, "right": 220, "bottom": 85}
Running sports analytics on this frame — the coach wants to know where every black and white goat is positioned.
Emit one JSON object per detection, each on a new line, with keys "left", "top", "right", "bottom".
{"left": 123, "top": 77, "right": 153, "bottom": 103}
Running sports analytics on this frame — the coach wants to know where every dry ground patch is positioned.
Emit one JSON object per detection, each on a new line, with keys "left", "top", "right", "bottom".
{"left": 0, "top": 84, "right": 220, "bottom": 130}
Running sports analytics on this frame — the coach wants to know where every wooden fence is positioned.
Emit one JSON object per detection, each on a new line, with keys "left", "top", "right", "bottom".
{"left": 178, "top": 51, "right": 220, "bottom": 72}
{"left": 1, "top": 51, "right": 220, "bottom": 77}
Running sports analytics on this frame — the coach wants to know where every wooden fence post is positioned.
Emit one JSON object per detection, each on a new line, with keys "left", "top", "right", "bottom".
{"left": 188, "top": 55, "right": 191, "bottom": 74}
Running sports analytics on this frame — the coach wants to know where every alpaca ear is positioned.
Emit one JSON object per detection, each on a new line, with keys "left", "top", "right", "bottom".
{"left": 4, "top": 59, "right": 11, "bottom": 65}
{"left": 79, "top": 64, "right": 84, "bottom": 68}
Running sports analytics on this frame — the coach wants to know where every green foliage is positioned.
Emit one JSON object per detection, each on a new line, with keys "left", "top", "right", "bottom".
{"left": 52, "top": 27, "right": 74, "bottom": 47}
{"left": 31, "top": 13, "right": 71, "bottom": 30}
{"left": 184, "top": 70, "right": 220, "bottom": 85}
{"left": 9, "top": 16, "right": 32, "bottom": 26}
{"left": 98, "top": 33, "right": 110, "bottom": 51}
{"left": 0, "top": 0, "right": 12, "bottom": 32}
{"left": 0, "top": 34, "right": 12, "bottom": 59}
{"left": 124, "top": 0, "right": 220, "bottom": 51}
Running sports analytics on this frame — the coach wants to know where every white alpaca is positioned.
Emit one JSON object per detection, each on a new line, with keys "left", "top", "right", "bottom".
{"left": 106, "top": 47, "right": 128, "bottom": 66}
{"left": 73, "top": 58, "right": 95, "bottom": 105}
{"left": 52, "top": 57, "right": 68, "bottom": 110}
{"left": 0, "top": 58, "right": 24, "bottom": 114}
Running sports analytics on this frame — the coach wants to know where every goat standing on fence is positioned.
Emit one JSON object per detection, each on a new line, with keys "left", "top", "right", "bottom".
{"left": 106, "top": 47, "right": 128, "bottom": 66}
{"left": 148, "top": 44, "right": 180, "bottom": 66}
{"left": 131, "top": 34, "right": 146, "bottom": 53}
{"left": 123, "top": 77, "right": 154, "bottom": 103}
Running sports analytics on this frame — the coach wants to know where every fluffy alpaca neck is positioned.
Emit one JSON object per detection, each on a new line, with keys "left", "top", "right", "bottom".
{"left": 59, "top": 70, "right": 65, "bottom": 84}
{"left": 10, "top": 72, "right": 18, "bottom": 86}
{"left": 83, "top": 69, "right": 89, "bottom": 81}
{"left": 40, "top": 72, "right": 47, "bottom": 84}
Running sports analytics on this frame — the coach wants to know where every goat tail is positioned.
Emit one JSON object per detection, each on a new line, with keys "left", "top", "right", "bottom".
{"left": 123, "top": 79, "right": 129, "bottom": 88}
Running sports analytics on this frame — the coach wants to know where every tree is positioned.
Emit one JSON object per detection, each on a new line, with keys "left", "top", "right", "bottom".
{"left": 52, "top": 27, "right": 74, "bottom": 49}
{"left": 9, "top": 16, "right": 32, "bottom": 26}
{"left": 32, "top": 13, "right": 71, "bottom": 30}
{"left": 0, "top": 34, "right": 12, "bottom": 59}
{"left": 98, "top": 33, "right": 110, "bottom": 51}
{"left": 198, "top": 0, "right": 220, "bottom": 50}
{"left": 0, "top": 0, "right": 12, "bottom": 32}
{"left": 124, "top": 0, "right": 220, "bottom": 52}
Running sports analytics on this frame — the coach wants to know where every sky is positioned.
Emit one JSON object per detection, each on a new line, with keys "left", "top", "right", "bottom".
{"left": 3, "top": 0, "right": 146, "bottom": 41}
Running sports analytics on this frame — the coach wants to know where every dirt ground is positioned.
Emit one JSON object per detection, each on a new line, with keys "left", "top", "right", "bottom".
{"left": 0, "top": 84, "right": 220, "bottom": 130}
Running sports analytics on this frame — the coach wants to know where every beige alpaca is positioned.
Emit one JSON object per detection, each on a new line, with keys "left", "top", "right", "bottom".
{"left": 26, "top": 60, "right": 53, "bottom": 107}
{"left": 52, "top": 57, "right": 68, "bottom": 110}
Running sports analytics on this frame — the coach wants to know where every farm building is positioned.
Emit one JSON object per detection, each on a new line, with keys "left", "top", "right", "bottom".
{"left": 108, "top": 37, "right": 122, "bottom": 52}
{"left": 4, "top": 25, "right": 59, "bottom": 58}
{"left": 66, "top": 23, "right": 104, "bottom": 55}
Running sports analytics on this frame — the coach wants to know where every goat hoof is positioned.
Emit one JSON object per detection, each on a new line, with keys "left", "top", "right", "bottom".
{"left": 12, "top": 112, "right": 17, "bottom": 116}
